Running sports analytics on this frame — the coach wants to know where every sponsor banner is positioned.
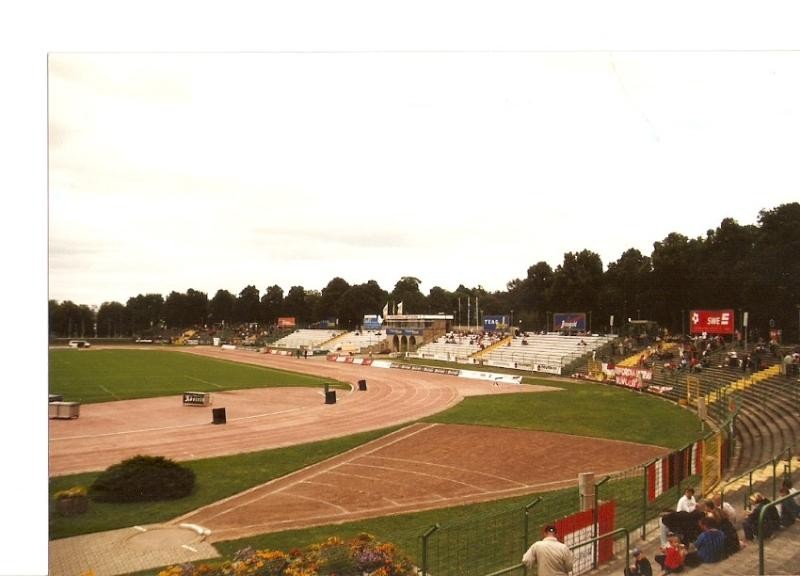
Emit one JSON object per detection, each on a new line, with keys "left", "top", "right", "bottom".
{"left": 614, "top": 367, "right": 653, "bottom": 389}
{"left": 266, "top": 348, "right": 294, "bottom": 356}
{"left": 371, "top": 359, "right": 393, "bottom": 369}
{"left": 362, "top": 314, "right": 383, "bottom": 330}
{"left": 182, "top": 391, "right": 210, "bottom": 407}
{"left": 534, "top": 363, "right": 562, "bottom": 375}
{"left": 386, "top": 328, "right": 424, "bottom": 336}
{"left": 553, "top": 312, "right": 587, "bottom": 332}
{"left": 483, "top": 315, "right": 510, "bottom": 332}
{"left": 458, "top": 370, "right": 523, "bottom": 384}
{"left": 557, "top": 501, "right": 616, "bottom": 574}
{"left": 486, "top": 359, "right": 518, "bottom": 370}
{"left": 324, "top": 354, "right": 373, "bottom": 366}
{"left": 689, "top": 309, "right": 734, "bottom": 335}
{"left": 391, "top": 363, "right": 462, "bottom": 377}
{"left": 221, "top": 344, "right": 236, "bottom": 350}
{"left": 277, "top": 317, "right": 296, "bottom": 328}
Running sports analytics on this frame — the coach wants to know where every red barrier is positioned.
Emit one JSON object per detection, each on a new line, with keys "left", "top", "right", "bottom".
{"left": 555, "top": 500, "right": 616, "bottom": 574}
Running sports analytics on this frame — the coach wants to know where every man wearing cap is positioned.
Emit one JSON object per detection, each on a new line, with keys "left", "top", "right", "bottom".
{"left": 521, "top": 525, "right": 574, "bottom": 576}
{"left": 624, "top": 547, "right": 653, "bottom": 576}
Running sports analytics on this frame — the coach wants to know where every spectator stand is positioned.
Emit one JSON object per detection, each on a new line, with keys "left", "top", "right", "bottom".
{"left": 270, "top": 329, "right": 346, "bottom": 352}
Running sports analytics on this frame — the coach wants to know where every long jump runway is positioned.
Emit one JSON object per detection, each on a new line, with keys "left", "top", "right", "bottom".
{"left": 174, "top": 421, "right": 667, "bottom": 542}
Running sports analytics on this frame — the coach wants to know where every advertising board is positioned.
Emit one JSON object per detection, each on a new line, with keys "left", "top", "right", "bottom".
{"left": 689, "top": 309, "right": 734, "bottom": 335}
{"left": 553, "top": 312, "right": 586, "bottom": 333}
{"left": 483, "top": 315, "right": 509, "bottom": 332}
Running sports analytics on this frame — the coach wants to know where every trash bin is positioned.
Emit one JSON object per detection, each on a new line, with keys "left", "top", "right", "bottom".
{"left": 325, "top": 390, "right": 337, "bottom": 404}
{"left": 212, "top": 407, "right": 227, "bottom": 424}
{"left": 358, "top": 379, "right": 367, "bottom": 391}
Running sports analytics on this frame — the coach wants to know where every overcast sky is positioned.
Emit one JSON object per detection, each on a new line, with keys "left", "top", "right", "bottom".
{"left": 48, "top": 48, "right": 800, "bottom": 309}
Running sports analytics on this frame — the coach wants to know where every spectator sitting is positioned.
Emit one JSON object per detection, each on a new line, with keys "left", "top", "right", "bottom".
{"left": 782, "top": 479, "right": 800, "bottom": 515}
{"left": 779, "top": 485, "right": 800, "bottom": 526}
{"left": 676, "top": 487, "right": 697, "bottom": 513}
{"left": 661, "top": 509, "right": 705, "bottom": 546}
{"left": 654, "top": 533, "right": 686, "bottom": 574}
{"left": 704, "top": 499, "right": 741, "bottom": 557}
{"left": 684, "top": 516, "right": 726, "bottom": 567}
{"left": 624, "top": 547, "right": 653, "bottom": 576}
{"left": 713, "top": 494, "right": 738, "bottom": 526}
{"left": 743, "top": 492, "right": 781, "bottom": 541}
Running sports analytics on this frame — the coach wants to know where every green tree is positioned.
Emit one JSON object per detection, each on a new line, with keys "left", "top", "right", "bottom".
{"left": 260, "top": 285, "right": 284, "bottom": 326}
{"left": 748, "top": 203, "right": 800, "bottom": 338}
{"left": 601, "top": 248, "right": 652, "bottom": 333}
{"left": 209, "top": 289, "right": 236, "bottom": 326}
{"left": 164, "top": 291, "right": 188, "bottom": 329}
{"left": 126, "top": 294, "right": 164, "bottom": 336}
{"left": 427, "top": 286, "right": 453, "bottom": 315}
{"left": 234, "top": 285, "right": 260, "bottom": 324}
{"left": 652, "top": 233, "right": 707, "bottom": 333}
{"left": 96, "top": 301, "right": 127, "bottom": 337}
{"left": 315, "top": 277, "right": 351, "bottom": 322}
{"left": 391, "top": 276, "right": 427, "bottom": 314}
{"left": 549, "top": 251, "right": 603, "bottom": 333}
{"left": 283, "top": 286, "right": 307, "bottom": 324}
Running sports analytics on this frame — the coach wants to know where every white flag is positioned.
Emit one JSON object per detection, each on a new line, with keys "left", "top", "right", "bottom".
{"left": 383, "top": 302, "right": 389, "bottom": 317}
{"left": 397, "top": 301, "right": 404, "bottom": 314}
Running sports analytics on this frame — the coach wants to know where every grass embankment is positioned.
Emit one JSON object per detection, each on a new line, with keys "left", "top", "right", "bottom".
{"left": 49, "top": 348, "right": 345, "bottom": 403}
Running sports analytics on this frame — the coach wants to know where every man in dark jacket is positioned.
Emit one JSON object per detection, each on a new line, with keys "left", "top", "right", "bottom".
{"left": 743, "top": 492, "right": 781, "bottom": 541}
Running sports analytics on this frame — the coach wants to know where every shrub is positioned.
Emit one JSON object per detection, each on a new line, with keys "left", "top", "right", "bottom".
{"left": 89, "top": 455, "right": 195, "bottom": 503}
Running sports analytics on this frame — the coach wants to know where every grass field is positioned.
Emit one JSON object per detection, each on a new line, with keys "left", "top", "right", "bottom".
{"left": 49, "top": 349, "right": 341, "bottom": 403}
{"left": 427, "top": 378, "right": 702, "bottom": 449}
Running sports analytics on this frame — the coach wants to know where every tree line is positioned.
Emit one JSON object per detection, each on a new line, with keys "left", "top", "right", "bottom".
{"left": 49, "top": 203, "right": 800, "bottom": 342}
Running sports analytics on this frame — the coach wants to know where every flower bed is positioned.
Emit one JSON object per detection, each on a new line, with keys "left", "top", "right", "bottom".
{"left": 54, "top": 486, "right": 89, "bottom": 516}
{"left": 158, "top": 533, "right": 415, "bottom": 576}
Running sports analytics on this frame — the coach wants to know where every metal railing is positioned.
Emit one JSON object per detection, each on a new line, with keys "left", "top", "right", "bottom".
{"left": 757, "top": 491, "right": 799, "bottom": 575}
{"left": 482, "top": 527, "right": 630, "bottom": 576}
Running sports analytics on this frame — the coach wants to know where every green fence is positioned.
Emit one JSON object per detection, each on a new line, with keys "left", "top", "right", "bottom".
{"left": 413, "top": 423, "right": 733, "bottom": 576}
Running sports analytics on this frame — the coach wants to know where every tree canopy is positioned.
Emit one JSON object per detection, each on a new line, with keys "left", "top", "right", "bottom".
{"left": 49, "top": 203, "right": 800, "bottom": 341}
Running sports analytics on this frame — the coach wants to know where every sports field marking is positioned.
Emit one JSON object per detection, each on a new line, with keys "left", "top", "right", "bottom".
{"left": 364, "top": 455, "right": 529, "bottom": 488}
{"left": 99, "top": 385, "right": 121, "bottom": 400}
{"left": 186, "top": 375, "right": 223, "bottom": 388}
{"left": 299, "top": 479, "right": 403, "bottom": 507}
{"left": 191, "top": 424, "right": 439, "bottom": 521}
{"left": 51, "top": 407, "right": 305, "bottom": 441}
{"left": 339, "top": 462, "right": 489, "bottom": 492}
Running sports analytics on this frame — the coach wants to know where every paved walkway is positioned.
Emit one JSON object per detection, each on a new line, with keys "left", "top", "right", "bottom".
{"left": 48, "top": 524, "right": 219, "bottom": 576}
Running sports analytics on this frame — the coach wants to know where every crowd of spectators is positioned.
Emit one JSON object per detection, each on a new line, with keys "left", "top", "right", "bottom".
{"left": 646, "top": 482, "right": 799, "bottom": 575}
{"left": 442, "top": 331, "right": 504, "bottom": 350}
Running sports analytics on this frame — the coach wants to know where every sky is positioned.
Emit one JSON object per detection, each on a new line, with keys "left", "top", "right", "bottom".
{"left": 5, "top": 2, "right": 800, "bottom": 574}
{"left": 46, "top": 38, "right": 800, "bottom": 309}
